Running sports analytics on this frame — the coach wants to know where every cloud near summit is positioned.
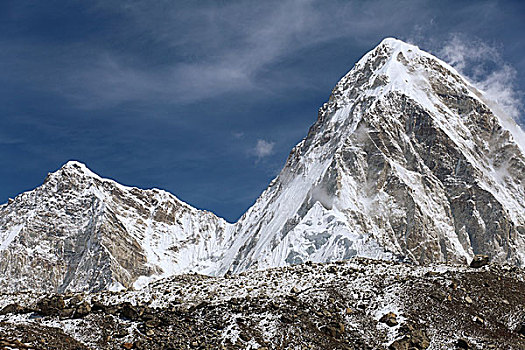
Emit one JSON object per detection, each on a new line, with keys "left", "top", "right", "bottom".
{"left": 253, "top": 140, "right": 275, "bottom": 159}
{"left": 438, "top": 34, "right": 523, "bottom": 122}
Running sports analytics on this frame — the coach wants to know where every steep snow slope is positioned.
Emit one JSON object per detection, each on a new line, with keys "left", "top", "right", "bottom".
{"left": 0, "top": 161, "right": 232, "bottom": 293}
{"left": 218, "top": 38, "right": 525, "bottom": 274}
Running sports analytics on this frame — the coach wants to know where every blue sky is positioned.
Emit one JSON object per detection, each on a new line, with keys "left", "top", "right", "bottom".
{"left": 1, "top": 0, "right": 524, "bottom": 222}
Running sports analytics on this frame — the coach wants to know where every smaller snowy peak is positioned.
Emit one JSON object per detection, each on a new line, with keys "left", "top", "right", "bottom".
{"left": 42, "top": 160, "right": 104, "bottom": 190}
{"left": 46, "top": 161, "right": 179, "bottom": 204}
{"left": 61, "top": 160, "right": 93, "bottom": 170}
{"left": 0, "top": 160, "right": 234, "bottom": 293}
{"left": 56, "top": 160, "right": 101, "bottom": 178}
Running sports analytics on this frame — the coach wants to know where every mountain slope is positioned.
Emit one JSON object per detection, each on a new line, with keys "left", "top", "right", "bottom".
{"left": 0, "top": 38, "right": 524, "bottom": 292}
{"left": 218, "top": 38, "right": 525, "bottom": 274}
{"left": 0, "top": 161, "right": 232, "bottom": 293}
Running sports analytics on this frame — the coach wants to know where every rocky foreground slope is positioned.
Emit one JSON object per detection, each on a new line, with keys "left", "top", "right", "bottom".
{"left": 1, "top": 258, "right": 524, "bottom": 349}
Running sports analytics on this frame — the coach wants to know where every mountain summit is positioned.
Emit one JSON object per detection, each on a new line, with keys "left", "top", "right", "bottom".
{"left": 1, "top": 38, "right": 524, "bottom": 293}
{"left": 218, "top": 37, "right": 525, "bottom": 273}
{"left": 0, "top": 161, "right": 232, "bottom": 292}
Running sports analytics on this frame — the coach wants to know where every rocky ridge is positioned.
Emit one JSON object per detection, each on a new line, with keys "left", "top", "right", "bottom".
{"left": 0, "top": 258, "right": 524, "bottom": 349}
{"left": 0, "top": 162, "right": 231, "bottom": 293}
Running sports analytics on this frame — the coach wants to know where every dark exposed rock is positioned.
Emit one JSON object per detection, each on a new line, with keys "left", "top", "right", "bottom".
{"left": 0, "top": 304, "right": 29, "bottom": 316}
{"left": 456, "top": 338, "right": 471, "bottom": 349}
{"left": 319, "top": 322, "right": 345, "bottom": 339}
{"left": 120, "top": 302, "right": 140, "bottom": 320}
{"left": 58, "top": 308, "right": 75, "bottom": 318}
{"left": 69, "top": 294, "right": 83, "bottom": 305}
{"left": 470, "top": 255, "right": 490, "bottom": 268}
{"left": 280, "top": 314, "right": 293, "bottom": 323}
{"left": 91, "top": 300, "right": 106, "bottom": 312}
{"left": 473, "top": 315, "right": 484, "bottom": 324}
{"left": 239, "top": 332, "right": 251, "bottom": 342}
{"left": 516, "top": 323, "right": 525, "bottom": 337}
{"left": 73, "top": 301, "right": 91, "bottom": 318}
{"left": 389, "top": 326, "right": 430, "bottom": 350}
{"left": 0, "top": 322, "right": 89, "bottom": 349}
{"left": 36, "top": 295, "right": 65, "bottom": 316}
{"left": 380, "top": 312, "right": 399, "bottom": 327}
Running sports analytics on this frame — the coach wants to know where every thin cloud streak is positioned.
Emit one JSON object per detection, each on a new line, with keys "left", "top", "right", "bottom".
{"left": 438, "top": 34, "right": 523, "bottom": 122}
{"left": 1, "top": 0, "right": 438, "bottom": 108}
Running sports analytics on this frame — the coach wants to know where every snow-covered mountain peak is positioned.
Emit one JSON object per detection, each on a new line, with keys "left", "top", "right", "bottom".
{"left": 50, "top": 160, "right": 102, "bottom": 181}
{"left": 0, "top": 160, "right": 232, "bottom": 293}
{"left": 351, "top": 38, "right": 525, "bottom": 155}
{"left": 361, "top": 37, "right": 424, "bottom": 65}
{"left": 61, "top": 160, "right": 95, "bottom": 173}
{"left": 1, "top": 39, "right": 524, "bottom": 293}
{"left": 220, "top": 38, "right": 525, "bottom": 273}
{"left": 327, "top": 37, "right": 463, "bottom": 112}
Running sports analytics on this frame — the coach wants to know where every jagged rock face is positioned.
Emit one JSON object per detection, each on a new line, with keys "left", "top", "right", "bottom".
{"left": 219, "top": 38, "right": 525, "bottom": 273}
{"left": 0, "top": 38, "right": 524, "bottom": 292}
{"left": 0, "top": 162, "right": 231, "bottom": 293}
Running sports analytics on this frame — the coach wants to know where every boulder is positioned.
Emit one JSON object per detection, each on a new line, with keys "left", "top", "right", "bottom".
{"left": 456, "top": 338, "right": 470, "bottom": 349}
{"left": 389, "top": 327, "right": 430, "bottom": 350}
{"left": 0, "top": 303, "right": 28, "bottom": 315}
{"left": 74, "top": 301, "right": 92, "bottom": 318}
{"left": 36, "top": 295, "right": 66, "bottom": 316}
{"left": 470, "top": 255, "right": 490, "bottom": 268}
{"left": 380, "top": 312, "right": 398, "bottom": 327}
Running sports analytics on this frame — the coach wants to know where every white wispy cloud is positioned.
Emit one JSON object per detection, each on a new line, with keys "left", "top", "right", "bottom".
{"left": 437, "top": 33, "right": 525, "bottom": 150}
{"left": 5, "top": 0, "right": 521, "bottom": 113}
{"left": 254, "top": 139, "right": 275, "bottom": 159}
{"left": 6, "top": 0, "right": 432, "bottom": 108}
{"left": 0, "top": 134, "right": 21, "bottom": 145}
{"left": 232, "top": 132, "right": 245, "bottom": 139}
{"left": 438, "top": 34, "right": 523, "bottom": 121}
